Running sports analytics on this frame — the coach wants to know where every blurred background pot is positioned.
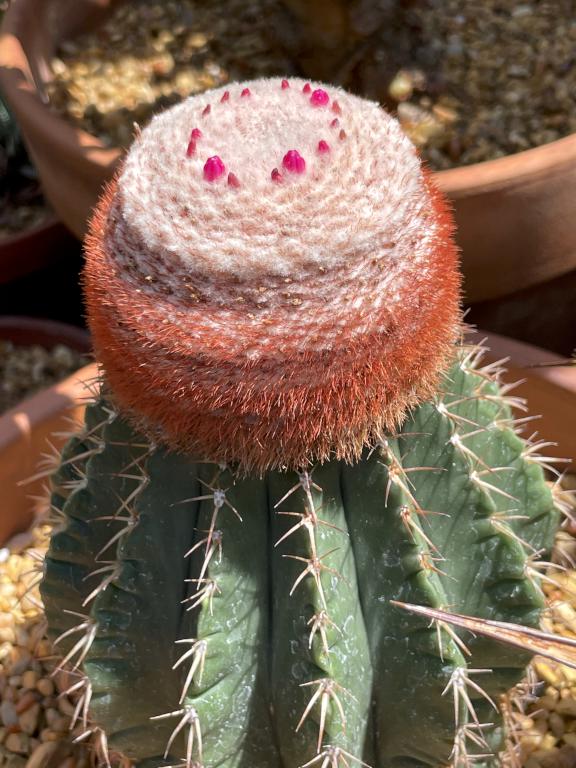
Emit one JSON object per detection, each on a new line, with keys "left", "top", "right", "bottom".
{"left": 0, "top": 214, "right": 76, "bottom": 284}
{"left": 0, "top": 0, "right": 122, "bottom": 241}
{"left": 467, "top": 331, "right": 576, "bottom": 464}
{"left": 0, "top": 0, "right": 575, "bottom": 353}
{"left": 0, "top": 315, "right": 90, "bottom": 414}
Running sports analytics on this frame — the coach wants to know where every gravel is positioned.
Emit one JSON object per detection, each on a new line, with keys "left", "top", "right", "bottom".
{"left": 0, "top": 525, "right": 92, "bottom": 768}
{"left": 0, "top": 205, "right": 51, "bottom": 240}
{"left": 45, "top": 0, "right": 576, "bottom": 169}
{"left": 391, "top": 0, "right": 576, "bottom": 169}
{"left": 0, "top": 343, "right": 85, "bottom": 415}
{"left": 47, "top": 0, "right": 292, "bottom": 150}
{"left": 519, "top": 571, "right": 576, "bottom": 767}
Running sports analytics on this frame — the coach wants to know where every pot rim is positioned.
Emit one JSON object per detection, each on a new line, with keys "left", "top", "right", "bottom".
{"left": 0, "top": 212, "right": 76, "bottom": 285}
{"left": 0, "top": 316, "right": 91, "bottom": 353}
{"left": 436, "top": 131, "right": 576, "bottom": 197}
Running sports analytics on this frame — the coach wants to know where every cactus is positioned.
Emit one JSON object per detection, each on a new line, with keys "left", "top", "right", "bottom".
{"left": 40, "top": 79, "right": 564, "bottom": 768}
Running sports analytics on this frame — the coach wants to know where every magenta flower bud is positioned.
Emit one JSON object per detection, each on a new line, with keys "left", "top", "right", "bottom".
{"left": 203, "top": 155, "right": 226, "bottom": 181}
{"left": 310, "top": 89, "right": 329, "bottom": 107}
{"left": 282, "top": 150, "right": 306, "bottom": 174}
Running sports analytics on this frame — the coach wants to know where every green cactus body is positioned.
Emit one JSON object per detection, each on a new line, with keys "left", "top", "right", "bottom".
{"left": 41, "top": 353, "right": 559, "bottom": 768}
{"left": 39, "top": 76, "right": 564, "bottom": 768}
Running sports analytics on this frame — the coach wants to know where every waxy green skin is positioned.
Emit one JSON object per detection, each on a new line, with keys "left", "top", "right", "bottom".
{"left": 41, "top": 354, "right": 559, "bottom": 768}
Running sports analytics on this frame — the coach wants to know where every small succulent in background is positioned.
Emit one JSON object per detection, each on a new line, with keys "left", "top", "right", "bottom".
{"left": 39, "top": 78, "right": 567, "bottom": 768}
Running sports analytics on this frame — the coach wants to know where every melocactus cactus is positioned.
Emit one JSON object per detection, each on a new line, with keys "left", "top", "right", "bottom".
{"left": 85, "top": 77, "right": 459, "bottom": 472}
{"left": 41, "top": 79, "right": 564, "bottom": 768}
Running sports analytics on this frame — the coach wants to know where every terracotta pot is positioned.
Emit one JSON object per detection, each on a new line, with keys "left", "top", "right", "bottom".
{"left": 436, "top": 137, "right": 576, "bottom": 303}
{"left": 0, "top": 215, "right": 77, "bottom": 285}
{"left": 0, "top": 362, "right": 97, "bottom": 545}
{"left": 0, "top": 317, "right": 91, "bottom": 543}
{"left": 1, "top": 0, "right": 576, "bottom": 305}
{"left": 469, "top": 331, "right": 576, "bottom": 465}
{"left": 1, "top": 333, "right": 574, "bottom": 545}
{"left": 0, "top": 0, "right": 122, "bottom": 241}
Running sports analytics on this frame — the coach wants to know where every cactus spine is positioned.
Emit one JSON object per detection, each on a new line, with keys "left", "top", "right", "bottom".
{"left": 40, "top": 79, "right": 563, "bottom": 768}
